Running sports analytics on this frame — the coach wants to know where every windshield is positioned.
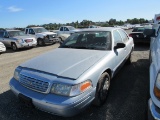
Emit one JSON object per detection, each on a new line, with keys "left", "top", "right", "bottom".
{"left": 132, "top": 26, "right": 152, "bottom": 32}
{"left": 60, "top": 31, "right": 111, "bottom": 50}
{"left": 69, "top": 27, "right": 75, "bottom": 30}
{"left": 8, "top": 31, "right": 26, "bottom": 37}
{"left": 33, "top": 28, "right": 48, "bottom": 33}
{"left": 132, "top": 27, "right": 145, "bottom": 32}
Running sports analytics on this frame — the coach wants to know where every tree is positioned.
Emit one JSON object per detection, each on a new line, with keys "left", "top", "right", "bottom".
{"left": 109, "top": 19, "right": 116, "bottom": 25}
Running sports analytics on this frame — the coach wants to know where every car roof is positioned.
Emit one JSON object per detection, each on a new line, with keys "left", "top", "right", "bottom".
{"left": 75, "top": 27, "right": 121, "bottom": 32}
{"left": 61, "top": 26, "right": 74, "bottom": 28}
{"left": 29, "top": 27, "right": 43, "bottom": 28}
{"left": 6, "top": 30, "right": 21, "bottom": 31}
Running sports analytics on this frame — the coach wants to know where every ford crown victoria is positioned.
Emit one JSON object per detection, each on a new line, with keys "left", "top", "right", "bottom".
{"left": 9, "top": 27, "right": 134, "bottom": 117}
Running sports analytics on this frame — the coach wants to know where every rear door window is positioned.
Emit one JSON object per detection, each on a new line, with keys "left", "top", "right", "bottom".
{"left": 64, "top": 27, "right": 69, "bottom": 31}
{"left": 29, "top": 29, "right": 35, "bottom": 34}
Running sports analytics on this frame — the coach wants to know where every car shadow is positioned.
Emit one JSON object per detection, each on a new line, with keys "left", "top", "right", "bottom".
{"left": 134, "top": 43, "right": 150, "bottom": 51}
{"left": 0, "top": 59, "right": 149, "bottom": 120}
{"left": 4, "top": 47, "right": 34, "bottom": 53}
{"left": 3, "top": 43, "right": 59, "bottom": 54}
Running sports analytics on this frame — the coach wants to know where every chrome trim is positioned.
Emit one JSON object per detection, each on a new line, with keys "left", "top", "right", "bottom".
{"left": 19, "top": 73, "right": 51, "bottom": 94}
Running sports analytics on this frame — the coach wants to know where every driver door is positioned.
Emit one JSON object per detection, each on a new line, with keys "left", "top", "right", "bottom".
{"left": 113, "top": 30, "right": 126, "bottom": 68}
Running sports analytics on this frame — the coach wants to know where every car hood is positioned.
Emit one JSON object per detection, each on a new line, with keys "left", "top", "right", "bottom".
{"left": 20, "top": 48, "right": 108, "bottom": 79}
{"left": 36, "top": 32, "right": 57, "bottom": 36}
{"left": 12, "top": 36, "right": 36, "bottom": 40}
{"left": 70, "top": 29, "right": 81, "bottom": 33}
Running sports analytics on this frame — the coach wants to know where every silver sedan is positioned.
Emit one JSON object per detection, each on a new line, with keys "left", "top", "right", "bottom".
{"left": 0, "top": 30, "right": 37, "bottom": 51}
{"left": 9, "top": 27, "right": 134, "bottom": 117}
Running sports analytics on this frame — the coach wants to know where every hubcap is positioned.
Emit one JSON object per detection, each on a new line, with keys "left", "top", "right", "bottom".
{"left": 12, "top": 44, "right": 16, "bottom": 50}
{"left": 38, "top": 40, "right": 42, "bottom": 45}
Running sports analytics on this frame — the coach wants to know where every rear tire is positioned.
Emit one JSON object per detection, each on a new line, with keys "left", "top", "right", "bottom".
{"left": 12, "top": 43, "right": 18, "bottom": 51}
{"left": 93, "top": 72, "right": 110, "bottom": 106}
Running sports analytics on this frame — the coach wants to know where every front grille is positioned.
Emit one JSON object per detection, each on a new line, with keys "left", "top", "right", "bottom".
{"left": 25, "top": 39, "right": 33, "bottom": 43}
{"left": 19, "top": 74, "right": 49, "bottom": 93}
{"left": 47, "top": 34, "right": 57, "bottom": 39}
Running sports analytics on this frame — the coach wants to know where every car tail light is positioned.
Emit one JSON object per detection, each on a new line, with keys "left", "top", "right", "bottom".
{"left": 129, "top": 34, "right": 132, "bottom": 37}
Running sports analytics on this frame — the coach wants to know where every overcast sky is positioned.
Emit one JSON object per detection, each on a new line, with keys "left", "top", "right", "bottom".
{"left": 0, "top": 0, "right": 160, "bottom": 28}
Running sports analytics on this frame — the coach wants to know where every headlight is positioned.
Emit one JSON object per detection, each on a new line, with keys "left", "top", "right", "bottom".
{"left": 154, "top": 73, "right": 160, "bottom": 99}
{"left": 50, "top": 80, "right": 92, "bottom": 96}
{"left": 16, "top": 39, "right": 23, "bottom": 43}
{"left": 13, "top": 67, "right": 22, "bottom": 81}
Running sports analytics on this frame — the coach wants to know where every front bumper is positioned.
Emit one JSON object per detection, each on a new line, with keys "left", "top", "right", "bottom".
{"left": 0, "top": 47, "right": 6, "bottom": 53}
{"left": 44, "top": 38, "right": 59, "bottom": 44}
{"left": 9, "top": 78, "right": 95, "bottom": 117}
{"left": 148, "top": 98, "right": 160, "bottom": 120}
{"left": 16, "top": 42, "right": 37, "bottom": 48}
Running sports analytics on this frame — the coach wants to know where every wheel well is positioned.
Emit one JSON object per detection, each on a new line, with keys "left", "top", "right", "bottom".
{"left": 37, "top": 38, "right": 42, "bottom": 41}
{"left": 11, "top": 42, "right": 15, "bottom": 45}
{"left": 59, "top": 37, "right": 62, "bottom": 40}
{"left": 103, "top": 69, "right": 112, "bottom": 78}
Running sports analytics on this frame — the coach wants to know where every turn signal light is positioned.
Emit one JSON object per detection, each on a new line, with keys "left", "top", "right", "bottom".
{"left": 80, "top": 81, "right": 92, "bottom": 92}
{"left": 154, "top": 86, "right": 160, "bottom": 99}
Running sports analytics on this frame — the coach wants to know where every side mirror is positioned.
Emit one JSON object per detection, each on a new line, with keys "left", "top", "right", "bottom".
{"left": 143, "top": 29, "right": 156, "bottom": 37}
{"left": 114, "top": 43, "right": 126, "bottom": 49}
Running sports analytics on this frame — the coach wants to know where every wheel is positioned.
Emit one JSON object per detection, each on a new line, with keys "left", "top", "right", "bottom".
{"left": 93, "top": 72, "right": 110, "bottom": 106}
{"left": 59, "top": 37, "right": 63, "bottom": 43}
{"left": 37, "top": 39, "right": 45, "bottom": 46}
{"left": 12, "top": 43, "right": 18, "bottom": 51}
{"left": 126, "top": 51, "right": 132, "bottom": 65}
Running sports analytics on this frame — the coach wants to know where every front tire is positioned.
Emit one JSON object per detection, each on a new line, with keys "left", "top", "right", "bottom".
{"left": 93, "top": 72, "right": 110, "bottom": 106}
{"left": 12, "top": 43, "right": 18, "bottom": 51}
{"left": 37, "top": 39, "right": 45, "bottom": 46}
{"left": 59, "top": 37, "right": 63, "bottom": 43}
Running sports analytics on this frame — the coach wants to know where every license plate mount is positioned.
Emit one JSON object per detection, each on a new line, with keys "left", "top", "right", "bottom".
{"left": 18, "top": 93, "right": 34, "bottom": 108}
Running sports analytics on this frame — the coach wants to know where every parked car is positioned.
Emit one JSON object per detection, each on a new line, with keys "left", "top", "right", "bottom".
{"left": 0, "top": 42, "right": 6, "bottom": 54}
{"left": 129, "top": 26, "right": 153, "bottom": 44}
{"left": 25, "top": 27, "right": 58, "bottom": 46}
{"left": 148, "top": 25, "right": 160, "bottom": 120}
{"left": 57, "top": 26, "right": 79, "bottom": 41}
{"left": 88, "top": 25, "right": 101, "bottom": 28}
{"left": 0, "top": 29, "right": 37, "bottom": 51}
{"left": 9, "top": 27, "right": 134, "bottom": 117}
